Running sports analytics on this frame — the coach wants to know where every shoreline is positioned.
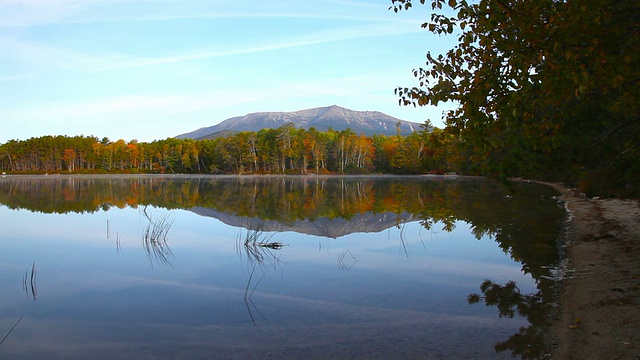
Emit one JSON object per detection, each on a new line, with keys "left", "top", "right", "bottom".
{"left": 542, "top": 182, "right": 640, "bottom": 359}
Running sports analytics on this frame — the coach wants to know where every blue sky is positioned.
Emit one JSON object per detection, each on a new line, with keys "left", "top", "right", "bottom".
{"left": 0, "top": 0, "right": 455, "bottom": 143}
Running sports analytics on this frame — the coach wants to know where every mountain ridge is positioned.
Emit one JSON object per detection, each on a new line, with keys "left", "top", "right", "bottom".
{"left": 176, "top": 105, "right": 422, "bottom": 139}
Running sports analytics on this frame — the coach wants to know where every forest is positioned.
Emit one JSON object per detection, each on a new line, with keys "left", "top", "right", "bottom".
{"left": 0, "top": 124, "right": 459, "bottom": 177}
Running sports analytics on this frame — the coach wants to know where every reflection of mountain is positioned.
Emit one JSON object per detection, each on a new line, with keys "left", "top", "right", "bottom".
{"left": 0, "top": 175, "right": 564, "bottom": 279}
{"left": 191, "top": 207, "right": 417, "bottom": 238}
{"left": 0, "top": 175, "right": 567, "bottom": 355}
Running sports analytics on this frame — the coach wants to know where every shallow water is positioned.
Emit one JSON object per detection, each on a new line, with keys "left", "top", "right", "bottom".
{"left": 0, "top": 175, "right": 564, "bottom": 359}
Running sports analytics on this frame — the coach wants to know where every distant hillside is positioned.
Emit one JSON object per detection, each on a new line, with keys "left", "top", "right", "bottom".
{"left": 176, "top": 105, "right": 422, "bottom": 139}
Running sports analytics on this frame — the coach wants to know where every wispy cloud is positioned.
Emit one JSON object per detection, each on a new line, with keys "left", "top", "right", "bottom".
{"left": 0, "top": 72, "right": 397, "bottom": 123}
{"left": 317, "top": 0, "right": 381, "bottom": 9}
{"left": 0, "top": 19, "right": 421, "bottom": 72}
{"left": 0, "top": 37, "right": 125, "bottom": 72}
{"left": 0, "top": 0, "right": 416, "bottom": 27}
{"left": 105, "top": 22, "right": 421, "bottom": 70}
{"left": 1, "top": 10, "right": 415, "bottom": 27}
{"left": 0, "top": 0, "right": 81, "bottom": 27}
{"left": 93, "top": 12, "right": 409, "bottom": 25}
{"left": 0, "top": 72, "right": 36, "bottom": 82}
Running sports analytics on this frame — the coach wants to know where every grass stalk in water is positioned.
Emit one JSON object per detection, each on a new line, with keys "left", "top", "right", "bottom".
{"left": 142, "top": 206, "right": 175, "bottom": 267}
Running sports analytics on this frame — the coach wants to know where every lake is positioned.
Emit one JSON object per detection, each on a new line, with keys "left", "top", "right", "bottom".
{"left": 0, "top": 175, "right": 564, "bottom": 359}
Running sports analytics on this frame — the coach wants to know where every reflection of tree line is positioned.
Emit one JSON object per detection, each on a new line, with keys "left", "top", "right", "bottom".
{"left": 0, "top": 176, "right": 565, "bottom": 356}
{"left": 0, "top": 176, "right": 561, "bottom": 268}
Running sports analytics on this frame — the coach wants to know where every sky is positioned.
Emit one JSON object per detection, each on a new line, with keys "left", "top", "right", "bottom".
{"left": 0, "top": 0, "right": 456, "bottom": 143}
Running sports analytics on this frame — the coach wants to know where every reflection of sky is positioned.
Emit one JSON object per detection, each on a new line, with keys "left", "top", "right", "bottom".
{"left": 0, "top": 205, "right": 536, "bottom": 359}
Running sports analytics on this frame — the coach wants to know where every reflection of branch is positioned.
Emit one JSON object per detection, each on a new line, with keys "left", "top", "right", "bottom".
{"left": 388, "top": 219, "right": 410, "bottom": 257}
{"left": 236, "top": 224, "right": 286, "bottom": 327}
{"left": 337, "top": 250, "right": 357, "bottom": 270}
{"left": 468, "top": 280, "right": 549, "bottom": 359}
{"left": 398, "top": 220, "right": 408, "bottom": 258}
{"left": 0, "top": 315, "right": 24, "bottom": 347}
{"left": 22, "top": 262, "right": 37, "bottom": 301}
{"left": 142, "top": 206, "right": 175, "bottom": 267}
{"left": 236, "top": 225, "right": 285, "bottom": 270}
{"left": 243, "top": 265, "right": 267, "bottom": 328}
{"left": 115, "top": 233, "right": 121, "bottom": 253}
{"left": 419, "top": 216, "right": 458, "bottom": 233}
{"left": 417, "top": 226, "right": 429, "bottom": 253}
{"left": 107, "top": 219, "right": 122, "bottom": 252}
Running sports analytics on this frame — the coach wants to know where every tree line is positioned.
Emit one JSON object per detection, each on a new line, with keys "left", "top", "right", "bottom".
{"left": 0, "top": 124, "right": 459, "bottom": 176}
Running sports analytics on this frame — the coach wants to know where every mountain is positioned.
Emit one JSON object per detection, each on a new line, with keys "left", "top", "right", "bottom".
{"left": 176, "top": 105, "right": 422, "bottom": 139}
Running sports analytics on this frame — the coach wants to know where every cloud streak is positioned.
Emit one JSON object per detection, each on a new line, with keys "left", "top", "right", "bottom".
{"left": 0, "top": 20, "right": 421, "bottom": 72}
{"left": 101, "top": 22, "right": 422, "bottom": 71}
{"left": 1, "top": 11, "right": 417, "bottom": 27}
{"left": 0, "top": 0, "right": 420, "bottom": 27}
{"left": 0, "top": 72, "right": 36, "bottom": 82}
{"left": 0, "top": 72, "right": 397, "bottom": 123}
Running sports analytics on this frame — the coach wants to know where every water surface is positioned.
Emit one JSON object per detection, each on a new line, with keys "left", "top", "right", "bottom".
{"left": 0, "top": 175, "right": 564, "bottom": 359}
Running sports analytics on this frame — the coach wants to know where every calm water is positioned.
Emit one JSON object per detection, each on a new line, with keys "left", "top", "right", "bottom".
{"left": 0, "top": 175, "right": 564, "bottom": 359}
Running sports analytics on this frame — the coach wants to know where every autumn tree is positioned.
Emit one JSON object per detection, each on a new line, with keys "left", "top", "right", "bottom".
{"left": 62, "top": 148, "right": 77, "bottom": 172}
{"left": 391, "top": 0, "right": 640, "bottom": 196}
{"left": 307, "top": 127, "right": 329, "bottom": 172}
{"left": 276, "top": 123, "right": 297, "bottom": 173}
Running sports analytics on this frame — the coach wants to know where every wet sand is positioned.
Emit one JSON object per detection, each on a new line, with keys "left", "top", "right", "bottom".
{"left": 543, "top": 183, "right": 640, "bottom": 359}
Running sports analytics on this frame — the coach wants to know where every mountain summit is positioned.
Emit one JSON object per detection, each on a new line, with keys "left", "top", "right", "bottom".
{"left": 176, "top": 105, "right": 421, "bottom": 139}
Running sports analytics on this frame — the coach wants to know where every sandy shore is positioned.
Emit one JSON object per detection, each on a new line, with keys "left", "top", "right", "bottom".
{"left": 543, "top": 183, "right": 640, "bottom": 359}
